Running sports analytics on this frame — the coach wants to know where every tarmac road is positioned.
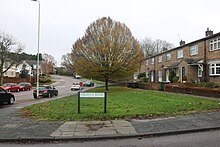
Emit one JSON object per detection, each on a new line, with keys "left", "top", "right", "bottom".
{"left": 0, "top": 130, "right": 220, "bottom": 147}
{"left": 0, "top": 75, "right": 86, "bottom": 108}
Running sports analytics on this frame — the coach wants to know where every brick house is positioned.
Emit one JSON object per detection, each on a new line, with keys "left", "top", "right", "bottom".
{"left": 145, "top": 28, "right": 220, "bottom": 83}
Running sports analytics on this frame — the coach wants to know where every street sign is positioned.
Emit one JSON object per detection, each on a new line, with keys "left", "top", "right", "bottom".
{"left": 77, "top": 92, "right": 107, "bottom": 114}
{"left": 80, "top": 92, "right": 105, "bottom": 98}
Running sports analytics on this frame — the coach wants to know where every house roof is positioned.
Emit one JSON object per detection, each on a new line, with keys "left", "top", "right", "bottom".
{"left": 167, "top": 62, "right": 179, "bottom": 69}
{"left": 145, "top": 31, "right": 220, "bottom": 60}
{"left": 184, "top": 58, "right": 203, "bottom": 65}
{"left": 25, "top": 60, "right": 43, "bottom": 66}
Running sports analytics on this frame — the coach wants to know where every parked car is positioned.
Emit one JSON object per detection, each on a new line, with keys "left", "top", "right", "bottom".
{"left": 75, "top": 75, "right": 81, "bottom": 79}
{"left": 33, "top": 85, "right": 58, "bottom": 98}
{"left": 71, "top": 82, "right": 81, "bottom": 90}
{"left": 83, "top": 81, "right": 95, "bottom": 87}
{"left": 0, "top": 83, "right": 20, "bottom": 92}
{"left": 0, "top": 87, "right": 15, "bottom": 105}
{"left": 18, "top": 82, "right": 32, "bottom": 91}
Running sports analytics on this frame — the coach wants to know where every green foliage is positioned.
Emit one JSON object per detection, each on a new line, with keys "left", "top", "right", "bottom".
{"left": 139, "top": 77, "right": 149, "bottom": 82}
{"left": 19, "top": 64, "right": 29, "bottom": 78}
{"left": 72, "top": 17, "right": 144, "bottom": 90}
{"left": 21, "top": 86, "right": 220, "bottom": 121}
{"left": 172, "top": 76, "right": 179, "bottom": 83}
{"left": 39, "top": 76, "right": 51, "bottom": 84}
{"left": 168, "top": 70, "right": 175, "bottom": 82}
{"left": 200, "top": 82, "right": 220, "bottom": 88}
{"left": 137, "top": 72, "right": 146, "bottom": 79}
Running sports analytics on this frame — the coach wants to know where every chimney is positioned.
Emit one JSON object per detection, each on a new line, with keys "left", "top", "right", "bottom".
{"left": 205, "top": 27, "right": 213, "bottom": 37}
{"left": 179, "top": 39, "right": 185, "bottom": 46}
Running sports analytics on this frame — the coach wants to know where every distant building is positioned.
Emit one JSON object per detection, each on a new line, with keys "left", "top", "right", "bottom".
{"left": 17, "top": 60, "right": 43, "bottom": 76}
{"left": 145, "top": 28, "right": 220, "bottom": 83}
{"left": 3, "top": 58, "right": 17, "bottom": 78}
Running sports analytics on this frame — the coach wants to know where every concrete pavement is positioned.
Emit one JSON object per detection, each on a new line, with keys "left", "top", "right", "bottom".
{"left": 0, "top": 104, "right": 220, "bottom": 142}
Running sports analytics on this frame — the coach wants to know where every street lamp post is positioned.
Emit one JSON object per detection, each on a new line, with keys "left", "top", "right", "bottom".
{"left": 31, "top": 0, "right": 40, "bottom": 97}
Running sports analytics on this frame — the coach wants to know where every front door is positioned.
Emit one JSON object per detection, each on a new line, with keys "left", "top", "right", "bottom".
{"left": 181, "top": 66, "right": 186, "bottom": 82}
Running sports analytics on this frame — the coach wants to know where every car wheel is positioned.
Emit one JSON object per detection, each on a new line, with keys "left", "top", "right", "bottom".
{"left": 55, "top": 92, "right": 58, "bottom": 96}
{"left": 17, "top": 89, "right": 20, "bottom": 92}
{"left": 48, "top": 93, "right": 51, "bottom": 98}
{"left": 8, "top": 89, "right": 10, "bottom": 92}
{"left": 8, "top": 97, "right": 15, "bottom": 105}
{"left": 33, "top": 94, "right": 37, "bottom": 99}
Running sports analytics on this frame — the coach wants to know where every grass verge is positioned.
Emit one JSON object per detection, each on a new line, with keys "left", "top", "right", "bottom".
{"left": 21, "top": 86, "right": 220, "bottom": 121}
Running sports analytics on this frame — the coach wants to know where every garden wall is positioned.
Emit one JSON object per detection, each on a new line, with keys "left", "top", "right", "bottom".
{"left": 165, "top": 84, "right": 220, "bottom": 98}
{"left": 3, "top": 77, "right": 36, "bottom": 84}
{"left": 119, "top": 82, "right": 159, "bottom": 90}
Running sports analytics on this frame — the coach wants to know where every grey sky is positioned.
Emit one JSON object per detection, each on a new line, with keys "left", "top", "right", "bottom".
{"left": 1, "top": 0, "right": 220, "bottom": 65}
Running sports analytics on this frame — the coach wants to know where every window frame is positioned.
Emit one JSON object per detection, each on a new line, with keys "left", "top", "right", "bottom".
{"left": 190, "top": 45, "right": 198, "bottom": 56}
{"left": 146, "top": 60, "right": 148, "bottom": 66}
{"left": 151, "top": 58, "right": 155, "bottom": 65}
{"left": 210, "top": 38, "right": 220, "bottom": 51}
{"left": 166, "top": 53, "right": 171, "bottom": 61}
{"left": 209, "top": 63, "right": 220, "bottom": 76}
{"left": 177, "top": 49, "right": 183, "bottom": 59}
{"left": 158, "top": 55, "right": 162, "bottom": 63}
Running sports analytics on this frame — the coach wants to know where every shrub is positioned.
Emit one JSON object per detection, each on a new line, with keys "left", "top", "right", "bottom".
{"left": 169, "top": 70, "right": 175, "bottom": 82}
{"left": 139, "top": 77, "right": 149, "bottom": 82}
{"left": 172, "top": 76, "right": 179, "bottom": 83}
{"left": 138, "top": 72, "right": 146, "bottom": 79}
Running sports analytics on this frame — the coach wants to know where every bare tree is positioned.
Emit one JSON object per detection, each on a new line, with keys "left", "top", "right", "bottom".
{"left": 142, "top": 38, "right": 175, "bottom": 58}
{"left": 41, "top": 53, "right": 56, "bottom": 75}
{"left": 72, "top": 17, "right": 144, "bottom": 90}
{"left": 0, "top": 32, "right": 23, "bottom": 85}
{"left": 141, "top": 37, "right": 156, "bottom": 57}
{"left": 61, "top": 53, "right": 75, "bottom": 75}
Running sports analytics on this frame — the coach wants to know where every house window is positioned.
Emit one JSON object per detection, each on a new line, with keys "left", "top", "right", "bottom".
{"left": 146, "top": 60, "right": 148, "bottom": 66}
{"left": 33, "top": 65, "right": 37, "bottom": 69}
{"left": 151, "top": 58, "right": 154, "bottom": 64}
{"left": 209, "top": 63, "right": 220, "bottom": 76}
{"left": 177, "top": 49, "right": 183, "bottom": 59}
{"left": 190, "top": 45, "right": 198, "bottom": 55}
{"left": 166, "top": 53, "right": 171, "bottom": 61}
{"left": 158, "top": 56, "right": 162, "bottom": 63}
{"left": 210, "top": 38, "right": 220, "bottom": 51}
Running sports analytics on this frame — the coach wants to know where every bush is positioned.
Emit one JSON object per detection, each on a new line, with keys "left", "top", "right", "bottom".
{"left": 139, "top": 77, "right": 149, "bottom": 82}
{"left": 201, "top": 82, "right": 219, "bottom": 88}
{"left": 172, "top": 76, "right": 179, "bottom": 83}
{"left": 138, "top": 72, "right": 146, "bottom": 79}
{"left": 169, "top": 70, "right": 175, "bottom": 83}
{"left": 39, "top": 76, "right": 52, "bottom": 84}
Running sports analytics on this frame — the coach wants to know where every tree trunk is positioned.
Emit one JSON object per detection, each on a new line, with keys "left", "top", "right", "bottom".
{"left": 0, "top": 73, "right": 3, "bottom": 85}
{"left": 105, "top": 78, "right": 109, "bottom": 91}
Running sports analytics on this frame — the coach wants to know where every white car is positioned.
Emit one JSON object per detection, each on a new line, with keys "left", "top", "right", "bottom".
{"left": 75, "top": 75, "right": 81, "bottom": 79}
{"left": 71, "top": 83, "right": 81, "bottom": 90}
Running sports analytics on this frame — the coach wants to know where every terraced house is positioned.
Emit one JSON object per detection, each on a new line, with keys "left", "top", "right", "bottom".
{"left": 145, "top": 28, "right": 220, "bottom": 83}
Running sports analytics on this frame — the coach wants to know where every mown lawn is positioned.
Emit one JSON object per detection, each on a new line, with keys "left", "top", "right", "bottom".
{"left": 21, "top": 86, "right": 220, "bottom": 121}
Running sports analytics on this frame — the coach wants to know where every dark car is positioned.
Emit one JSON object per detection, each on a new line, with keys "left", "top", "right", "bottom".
{"left": 83, "top": 81, "right": 95, "bottom": 87}
{"left": 0, "top": 87, "right": 15, "bottom": 105}
{"left": 18, "top": 82, "right": 32, "bottom": 91}
{"left": 33, "top": 85, "right": 58, "bottom": 98}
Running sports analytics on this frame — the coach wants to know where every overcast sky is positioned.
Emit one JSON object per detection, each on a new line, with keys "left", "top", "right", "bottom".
{"left": 1, "top": 0, "right": 220, "bottom": 66}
